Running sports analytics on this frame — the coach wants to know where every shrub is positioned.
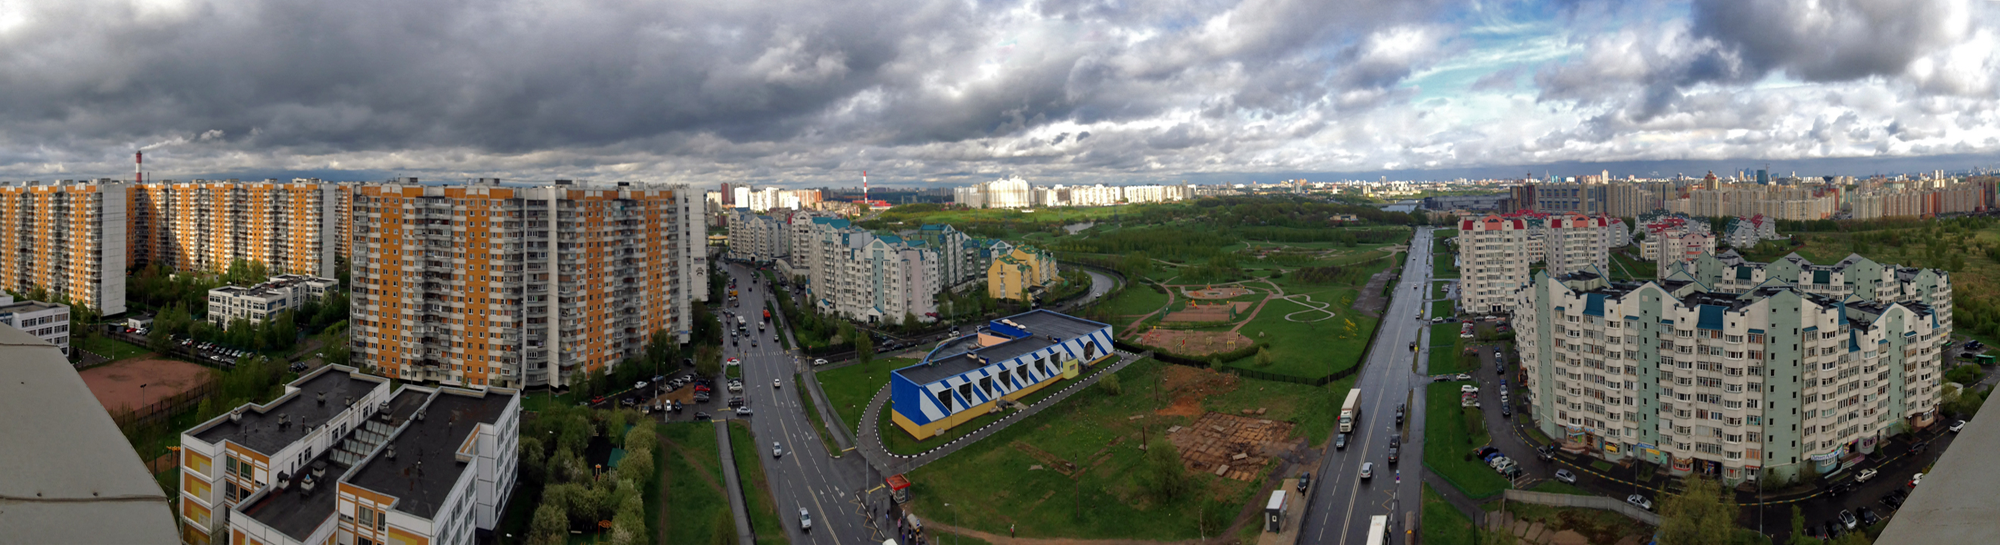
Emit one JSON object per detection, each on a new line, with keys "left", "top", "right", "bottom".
{"left": 1098, "top": 373, "right": 1122, "bottom": 396}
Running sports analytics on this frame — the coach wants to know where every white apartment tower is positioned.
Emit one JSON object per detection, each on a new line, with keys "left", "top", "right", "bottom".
{"left": 1457, "top": 215, "right": 1532, "bottom": 314}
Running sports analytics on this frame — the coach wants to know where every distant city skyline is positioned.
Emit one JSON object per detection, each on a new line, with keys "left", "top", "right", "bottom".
{"left": 2, "top": 1, "right": 1997, "bottom": 187}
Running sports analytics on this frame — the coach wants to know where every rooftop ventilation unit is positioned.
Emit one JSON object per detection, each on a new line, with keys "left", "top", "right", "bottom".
{"left": 317, "top": 392, "right": 327, "bottom": 405}
{"left": 385, "top": 446, "right": 396, "bottom": 460}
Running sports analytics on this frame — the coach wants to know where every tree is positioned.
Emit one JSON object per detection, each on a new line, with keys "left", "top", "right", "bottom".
{"left": 1140, "top": 437, "right": 1189, "bottom": 502}
{"left": 855, "top": 330, "right": 874, "bottom": 364}
{"left": 1658, "top": 476, "right": 1738, "bottom": 545}
{"left": 1098, "top": 372, "right": 1122, "bottom": 396}
{"left": 528, "top": 502, "right": 569, "bottom": 545}
{"left": 1786, "top": 505, "right": 1816, "bottom": 545}
{"left": 1256, "top": 347, "right": 1273, "bottom": 367}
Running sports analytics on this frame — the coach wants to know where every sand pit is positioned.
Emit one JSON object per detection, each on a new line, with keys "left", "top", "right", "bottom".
{"left": 1134, "top": 328, "right": 1253, "bottom": 356}
{"left": 1163, "top": 301, "right": 1252, "bottom": 323}
{"left": 1183, "top": 286, "right": 1253, "bottom": 300}
{"left": 80, "top": 356, "right": 213, "bottom": 414}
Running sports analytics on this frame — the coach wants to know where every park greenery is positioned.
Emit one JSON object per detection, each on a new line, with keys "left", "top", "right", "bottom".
{"left": 522, "top": 406, "right": 661, "bottom": 545}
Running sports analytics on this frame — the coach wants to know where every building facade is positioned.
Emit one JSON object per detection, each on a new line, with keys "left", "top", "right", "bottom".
{"left": 1457, "top": 215, "right": 1533, "bottom": 314}
{"left": 0, "top": 180, "right": 127, "bottom": 315}
{"left": 724, "top": 208, "right": 789, "bottom": 263}
{"left": 0, "top": 294, "right": 70, "bottom": 355}
{"left": 347, "top": 180, "right": 698, "bottom": 389}
{"left": 1514, "top": 260, "right": 1951, "bottom": 484}
{"left": 1721, "top": 215, "right": 1784, "bottom": 249}
{"left": 988, "top": 245, "right": 1059, "bottom": 301}
{"left": 207, "top": 275, "right": 339, "bottom": 328}
{"left": 1543, "top": 213, "right": 1613, "bottom": 277}
{"left": 129, "top": 180, "right": 340, "bottom": 278}
{"left": 890, "top": 310, "right": 1114, "bottom": 439}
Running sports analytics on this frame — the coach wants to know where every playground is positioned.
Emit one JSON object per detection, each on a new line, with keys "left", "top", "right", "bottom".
{"left": 1133, "top": 327, "right": 1254, "bottom": 356}
{"left": 1162, "top": 300, "right": 1252, "bottom": 323}
{"left": 80, "top": 355, "right": 213, "bottom": 414}
{"left": 1183, "top": 285, "right": 1254, "bottom": 299}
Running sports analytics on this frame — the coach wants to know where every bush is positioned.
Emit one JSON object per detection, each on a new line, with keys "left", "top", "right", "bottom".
{"left": 1946, "top": 364, "right": 1981, "bottom": 385}
{"left": 1098, "top": 373, "right": 1122, "bottom": 396}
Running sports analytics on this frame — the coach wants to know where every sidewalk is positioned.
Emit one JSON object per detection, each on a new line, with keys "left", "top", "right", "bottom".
{"left": 857, "top": 350, "right": 1144, "bottom": 476}
{"left": 713, "top": 421, "right": 755, "bottom": 545}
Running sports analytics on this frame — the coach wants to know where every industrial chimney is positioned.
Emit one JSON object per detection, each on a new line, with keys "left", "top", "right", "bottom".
{"left": 135, "top": 151, "right": 142, "bottom": 184}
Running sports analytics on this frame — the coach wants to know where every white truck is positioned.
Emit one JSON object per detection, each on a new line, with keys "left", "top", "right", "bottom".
{"left": 1339, "top": 389, "right": 1361, "bottom": 433}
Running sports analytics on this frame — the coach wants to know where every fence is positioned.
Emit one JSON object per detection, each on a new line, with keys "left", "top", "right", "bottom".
{"left": 1498, "top": 489, "right": 1662, "bottom": 527}
{"left": 109, "top": 382, "right": 215, "bottom": 433}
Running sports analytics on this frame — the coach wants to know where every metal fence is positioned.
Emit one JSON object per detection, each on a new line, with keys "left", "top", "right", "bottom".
{"left": 108, "top": 382, "right": 216, "bottom": 433}
{"left": 1499, "top": 489, "right": 1662, "bottom": 526}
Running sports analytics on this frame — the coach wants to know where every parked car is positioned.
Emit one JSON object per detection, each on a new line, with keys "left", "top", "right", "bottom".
{"left": 1473, "top": 446, "right": 1499, "bottom": 459}
{"left": 1858, "top": 507, "right": 1880, "bottom": 527}
{"left": 813, "top": 358, "right": 828, "bottom": 366}
{"left": 1856, "top": 468, "right": 1878, "bottom": 483}
{"left": 1626, "top": 494, "right": 1652, "bottom": 511}
{"left": 694, "top": 412, "right": 710, "bottom": 421}
{"left": 1555, "top": 469, "right": 1577, "bottom": 484}
{"left": 1501, "top": 405, "right": 1511, "bottom": 418}
{"left": 1951, "top": 420, "right": 1967, "bottom": 433}
{"left": 1536, "top": 445, "right": 1556, "bottom": 460}
{"left": 1824, "top": 521, "right": 1844, "bottom": 539}
{"left": 1838, "top": 509, "right": 1857, "bottom": 529}
{"left": 1909, "top": 473, "right": 1924, "bottom": 488}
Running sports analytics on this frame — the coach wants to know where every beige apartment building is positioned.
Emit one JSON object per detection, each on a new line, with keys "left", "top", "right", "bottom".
{"left": 347, "top": 180, "right": 700, "bottom": 389}
{"left": 0, "top": 180, "right": 128, "bottom": 315}
{"left": 1457, "top": 215, "right": 1533, "bottom": 314}
{"left": 129, "top": 180, "right": 340, "bottom": 278}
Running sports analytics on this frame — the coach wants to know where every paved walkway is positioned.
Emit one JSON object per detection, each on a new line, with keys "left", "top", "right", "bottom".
{"left": 856, "top": 350, "right": 1145, "bottom": 476}
{"left": 802, "top": 368, "right": 855, "bottom": 451}
{"left": 713, "top": 421, "right": 756, "bottom": 545}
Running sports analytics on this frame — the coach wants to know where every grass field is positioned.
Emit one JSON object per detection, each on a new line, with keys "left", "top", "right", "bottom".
{"left": 1481, "top": 497, "right": 1656, "bottom": 545}
{"left": 1433, "top": 249, "right": 1458, "bottom": 279}
{"left": 1430, "top": 322, "right": 1461, "bottom": 347}
{"left": 1216, "top": 285, "right": 1377, "bottom": 380}
{"left": 905, "top": 358, "right": 1319, "bottom": 540}
{"left": 77, "top": 335, "right": 150, "bottom": 362}
{"left": 1431, "top": 299, "right": 1453, "bottom": 319}
{"left": 1096, "top": 283, "right": 1171, "bottom": 316}
{"left": 1610, "top": 248, "right": 1652, "bottom": 281}
{"left": 1431, "top": 281, "right": 1447, "bottom": 300}
{"left": 1528, "top": 480, "right": 1591, "bottom": 496}
{"left": 816, "top": 357, "right": 916, "bottom": 434}
{"left": 725, "top": 421, "right": 786, "bottom": 545}
{"left": 1429, "top": 339, "right": 1474, "bottom": 375}
{"left": 662, "top": 423, "right": 729, "bottom": 545}
{"left": 1424, "top": 381, "right": 1509, "bottom": 499}
{"left": 794, "top": 374, "right": 843, "bottom": 455}
{"left": 1422, "top": 483, "right": 1477, "bottom": 545}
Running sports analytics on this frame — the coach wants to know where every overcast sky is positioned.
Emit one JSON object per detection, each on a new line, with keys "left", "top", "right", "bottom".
{"left": 2, "top": 0, "right": 1997, "bottom": 187}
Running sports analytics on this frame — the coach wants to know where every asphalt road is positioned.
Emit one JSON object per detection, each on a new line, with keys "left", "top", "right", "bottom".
{"left": 717, "top": 262, "right": 875, "bottom": 545}
{"left": 1299, "top": 227, "right": 1435, "bottom": 545}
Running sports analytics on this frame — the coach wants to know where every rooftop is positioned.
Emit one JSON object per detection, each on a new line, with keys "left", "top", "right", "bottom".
{"left": 195, "top": 368, "right": 388, "bottom": 454}
{"left": 347, "top": 389, "right": 514, "bottom": 518}
{"left": 901, "top": 310, "right": 1107, "bottom": 385}
{"left": 238, "top": 389, "right": 429, "bottom": 541}
{"left": 0, "top": 325, "right": 177, "bottom": 543}
{"left": 1877, "top": 410, "right": 2000, "bottom": 542}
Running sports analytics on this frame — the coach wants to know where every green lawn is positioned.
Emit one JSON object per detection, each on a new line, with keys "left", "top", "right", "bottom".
{"left": 1430, "top": 322, "right": 1461, "bottom": 347}
{"left": 816, "top": 357, "right": 917, "bottom": 435}
{"left": 725, "top": 421, "right": 786, "bottom": 545}
{"left": 1424, "top": 381, "right": 1510, "bottom": 499}
{"left": 77, "top": 335, "right": 150, "bottom": 362}
{"left": 1431, "top": 299, "right": 1453, "bottom": 320}
{"left": 1096, "top": 283, "right": 1171, "bottom": 316}
{"left": 1429, "top": 339, "right": 1474, "bottom": 375}
{"left": 1433, "top": 229, "right": 1459, "bottom": 239}
{"left": 1433, "top": 250, "right": 1458, "bottom": 279}
{"left": 1217, "top": 286, "right": 1378, "bottom": 380}
{"left": 1528, "top": 480, "right": 1590, "bottom": 496}
{"left": 662, "top": 423, "right": 729, "bottom": 545}
{"left": 905, "top": 358, "right": 1288, "bottom": 540}
{"left": 1422, "top": 483, "right": 1476, "bottom": 545}
{"left": 1431, "top": 281, "right": 1447, "bottom": 300}
{"left": 794, "top": 374, "right": 843, "bottom": 456}
{"left": 1610, "top": 249, "right": 1652, "bottom": 281}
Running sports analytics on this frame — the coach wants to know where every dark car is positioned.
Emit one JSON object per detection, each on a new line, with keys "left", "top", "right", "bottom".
{"left": 1858, "top": 507, "right": 1880, "bottom": 527}
{"left": 1390, "top": 436, "right": 1400, "bottom": 448}
{"left": 1473, "top": 446, "right": 1500, "bottom": 458}
{"left": 1501, "top": 405, "right": 1512, "bottom": 418}
{"left": 1335, "top": 434, "right": 1349, "bottom": 450}
{"left": 1387, "top": 447, "right": 1399, "bottom": 464}
{"left": 694, "top": 412, "right": 711, "bottom": 421}
{"left": 1297, "top": 473, "right": 1311, "bottom": 492}
{"left": 1536, "top": 445, "right": 1556, "bottom": 461}
{"left": 1823, "top": 521, "right": 1843, "bottom": 539}
{"left": 1882, "top": 494, "right": 1904, "bottom": 508}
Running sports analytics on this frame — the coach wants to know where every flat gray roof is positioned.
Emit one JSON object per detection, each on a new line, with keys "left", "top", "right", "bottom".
{"left": 1877, "top": 414, "right": 2000, "bottom": 542}
{"left": 195, "top": 369, "right": 386, "bottom": 454}
{"left": 0, "top": 324, "right": 178, "bottom": 543}
{"left": 239, "top": 389, "right": 429, "bottom": 541}
{"left": 347, "top": 390, "right": 512, "bottom": 518}
{"left": 902, "top": 310, "right": 1106, "bottom": 385}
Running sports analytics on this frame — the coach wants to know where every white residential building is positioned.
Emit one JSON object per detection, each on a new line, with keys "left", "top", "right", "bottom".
{"left": 1543, "top": 212, "right": 1612, "bottom": 277}
{"left": 0, "top": 294, "right": 70, "bottom": 355}
{"left": 725, "top": 208, "right": 790, "bottom": 263}
{"left": 207, "top": 274, "right": 338, "bottom": 328}
{"left": 1457, "top": 215, "right": 1533, "bottom": 314}
{"left": 1722, "top": 215, "right": 1784, "bottom": 249}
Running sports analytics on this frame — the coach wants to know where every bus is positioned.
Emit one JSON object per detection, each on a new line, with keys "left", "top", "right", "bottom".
{"left": 1365, "top": 515, "right": 1389, "bottom": 545}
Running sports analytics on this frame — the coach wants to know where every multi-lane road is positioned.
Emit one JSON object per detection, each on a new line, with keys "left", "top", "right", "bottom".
{"left": 1298, "top": 227, "right": 1437, "bottom": 545}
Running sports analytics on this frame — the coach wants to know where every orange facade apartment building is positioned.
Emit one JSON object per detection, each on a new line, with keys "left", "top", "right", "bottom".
{"left": 0, "top": 180, "right": 127, "bottom": 315}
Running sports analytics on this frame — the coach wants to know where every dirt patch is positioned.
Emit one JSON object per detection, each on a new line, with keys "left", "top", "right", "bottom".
{"left": 1133, "top": 328, "right": 1253, "bottom": 356}
{"left": 78, "top": 355, "right": 212, "bottom": 414}
{"left": 1012, "top": 441, "right": 1080, "bottom": 477}
{"left": 1156, "top": 366, "right": 1240, "bottom": 417}
{"left": 1166, "top": 412, "right": 1297, "bottom": 482}
{"left": 1162, "top": 301, "right": 1252, "bottom": 323}
{"left": 1183, "top": 286, "right": 1253, "bottom": 300}
{"left": 1351, "top": 267, "right": 1397, "bottom": 317}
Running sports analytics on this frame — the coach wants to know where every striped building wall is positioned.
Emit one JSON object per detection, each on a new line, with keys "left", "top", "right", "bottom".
{"left": 890, "top": 325, "right": 1114, "bottom": 440}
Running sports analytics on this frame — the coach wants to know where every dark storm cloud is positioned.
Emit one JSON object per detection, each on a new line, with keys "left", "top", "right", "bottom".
{"left": 1692, "top": 0, "right": 1969, "bottom": 82}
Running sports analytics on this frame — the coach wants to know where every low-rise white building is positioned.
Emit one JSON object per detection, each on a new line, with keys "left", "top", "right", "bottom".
{"left": 207, "top": 275, "right": 338, "bottom": 328}
{"left": 0, "top": 294, "right": 70, "bottom": 355}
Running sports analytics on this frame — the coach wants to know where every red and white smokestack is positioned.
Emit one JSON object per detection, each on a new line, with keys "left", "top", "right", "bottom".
{"left": 135, "top": 151, "right": 142, "bottom": 184}
{"left": 863, "top": 170, "right": 869, "bottom": 202}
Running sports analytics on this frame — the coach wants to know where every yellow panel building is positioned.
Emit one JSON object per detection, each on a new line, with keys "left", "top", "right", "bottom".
{"left": 988, "top": 245, "right": 1058, "bottom": 301}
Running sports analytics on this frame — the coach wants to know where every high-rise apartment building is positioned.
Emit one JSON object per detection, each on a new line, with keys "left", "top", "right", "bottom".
{"left": 900, "top": 223, "right": 977, "bottom": 288}
{"left": 724, "top": 208, "right": 790, "bottom": 263}
{"left": 347, "top": 180, "right": 699, "bottom": 389}
{"left": 178, "top": 365, "right": 519, "bottom": 545}
{"left": 1721, "top": 215, "right": 1784, "bottom": 249}
{"left": 1514, "top": 264, "right": 1949, "bottom": 484}
{"left": 1638, "top": 214, "right": 1715, "bottom": 279}
{"left": 129, "top": 180, "right": 340, "bottom": 278}
{"left": 1457, "top": 215, "right": 1532, "bottom": 314}
{"left": 791, "top": 217, "right": 942, "bottom": 324}
{"left": 0, "top": 180, "right": 127, "bottom": 315}
{"left": 1543, "top": 212, "right": 1612, "bottom": 277}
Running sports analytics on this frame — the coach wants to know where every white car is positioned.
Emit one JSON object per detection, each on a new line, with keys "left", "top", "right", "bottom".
{"left": 772, "top": 442, "right": 783, "bottom": 458}
{"left": 773, "top": 379, "right": 782, "bottom": 389}
{"left": 1626, "top": 494, "right": 1652, "bottom": 511}
{"left": 1359, "top": 462, "right": 1374, "bottom": 480}
{"left": 1856, "top": 468, "right": 1878, "bottom": 483}
{"left": 800, "top": 508, "right": 812, "bottom": 532}
{"left": 1950, "top": 420, "right": 1967, "bottom": 433}
{"left": 735, "top": 406, "right": 753, "bottom": 416}
{"left": 726, "top": 357, "right": 740, "bottom": 366}
{"left": 813, "top": 358, "right": 828, "bottom": 366}
{"left": 1554, "top": 469, "right": 1577, "bottom": 484}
